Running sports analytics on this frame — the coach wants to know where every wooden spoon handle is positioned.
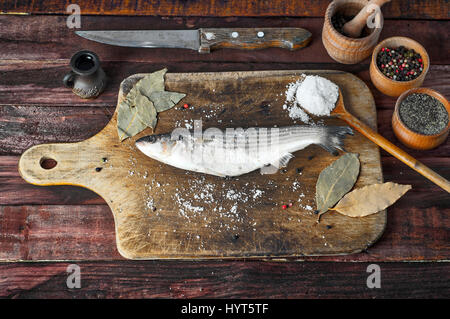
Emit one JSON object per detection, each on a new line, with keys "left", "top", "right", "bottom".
{"left": 339, "top": 113, "right": 450, "bottom": 193}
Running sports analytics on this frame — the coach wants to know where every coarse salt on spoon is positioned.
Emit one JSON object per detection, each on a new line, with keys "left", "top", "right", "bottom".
{"left": 332, "top": 89, "right": 450, "bottom": 193}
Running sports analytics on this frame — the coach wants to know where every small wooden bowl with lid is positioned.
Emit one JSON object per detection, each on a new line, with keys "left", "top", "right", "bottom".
{"left": 370, "top": 36, "right": 430, "bottom": 97}
{"left": 392, "top": 87, "right": 450, "bottom": 150}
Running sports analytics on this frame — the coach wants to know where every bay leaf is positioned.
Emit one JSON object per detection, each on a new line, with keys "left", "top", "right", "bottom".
{"left": 148, "top": 91, "right": 187, "bottom": 112}
{"left": 331, "top": 182, "right": 412, "bottom": 217}
{"left": 135, "top": 94, "right": 158, "bottom": 129}
{"left": 315, "top": 153, "right": 360, "bottom": 215}
{"left": 117, "top": 99, "right": 147, "bottom": 141}
{"left": 125, "top": 86, "right": 139, "bottom": 106}
{"left": 136, "top": 68, "right": 167, "bottom": 96}
{"left": 117, "top": 68, "right": 185, "bottom": 141}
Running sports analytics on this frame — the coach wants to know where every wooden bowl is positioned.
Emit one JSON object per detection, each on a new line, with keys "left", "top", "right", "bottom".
{"left": 322, "top": 0, "right": 383, "bottom": 64}
{"left": 392, "top": 88, "right": 449, "bottom": 150}
{"left": 370, "top": 36, "right": 429, "bottom": 97}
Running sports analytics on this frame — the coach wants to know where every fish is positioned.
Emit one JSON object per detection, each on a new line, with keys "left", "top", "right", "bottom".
{"left": 135, "top": 125, "right": 353, "bottom": 177}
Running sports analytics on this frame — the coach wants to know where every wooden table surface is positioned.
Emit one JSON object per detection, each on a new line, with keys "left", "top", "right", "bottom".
{"left": 0, "top": 0, "right": 448, "bottom": 298}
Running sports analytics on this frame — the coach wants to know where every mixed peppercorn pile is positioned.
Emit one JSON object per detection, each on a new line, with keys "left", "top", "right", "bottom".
{"left": 376, "top": 46, "right": 424, "bottom": 81}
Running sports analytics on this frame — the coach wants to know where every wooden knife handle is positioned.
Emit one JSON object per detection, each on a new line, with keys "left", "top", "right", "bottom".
{"left": 198, "top": 28, "right": 312, "bottom": 53}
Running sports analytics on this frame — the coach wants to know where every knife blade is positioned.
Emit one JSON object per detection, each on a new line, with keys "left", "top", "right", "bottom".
{"left": 75, "top": 28, "right": 312, "bottom": 53}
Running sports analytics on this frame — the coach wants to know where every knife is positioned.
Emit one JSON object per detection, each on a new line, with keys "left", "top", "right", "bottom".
{"left": 75, "top": 28, "right": 312, "bottom": 53}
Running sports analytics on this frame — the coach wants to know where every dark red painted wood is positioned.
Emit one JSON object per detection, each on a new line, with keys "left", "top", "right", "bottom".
{"left": 1, "top": 97, "right": 450, "bottom": 158}
{"left": 0, "top": 156, "right": 106, "bottom": 205}
{"left": 0, "top": 170, "right": 448, "bottom": 261}
{"left": 0, "top": 12, "right": 448, "bottom": 298}
{"left": 0, "top": 0, "right": 448, "bottom": 19}
{"left": 0, "top": 205, "right": 119, "bottom": 261}
{"left": 0, "top": 261, "right": 448, "bottom": 298}
{"left": 0, "top": 16, "right": 448, "bottom": 64}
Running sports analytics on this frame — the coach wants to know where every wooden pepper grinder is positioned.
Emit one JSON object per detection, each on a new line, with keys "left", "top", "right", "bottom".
{"left": 342, "top": 0, "right": 391, "bottom": 38}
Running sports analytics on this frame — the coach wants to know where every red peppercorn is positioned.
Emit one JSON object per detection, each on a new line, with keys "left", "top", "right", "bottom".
{"left": 183, "top": 103, "right": 189, "bottom": 109}
{"left": 282, "top": 205, "right": 288, "bottom": 210}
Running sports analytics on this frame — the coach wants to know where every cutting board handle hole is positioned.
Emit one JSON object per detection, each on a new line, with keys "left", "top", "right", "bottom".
{"left": 40, "top": 157, "right": 57, "bottom": 170}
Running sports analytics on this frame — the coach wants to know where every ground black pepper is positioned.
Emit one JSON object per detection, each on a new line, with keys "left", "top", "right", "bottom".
{"left": 377, "top": 46, "right": 423, "bottom": 81}
{"left": 399, "top": 93, "right": 448, "bottom": 135}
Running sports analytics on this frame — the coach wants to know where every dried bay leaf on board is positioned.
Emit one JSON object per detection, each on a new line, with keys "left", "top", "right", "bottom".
{"left": 118, "top": 94, "right": 158, "bottom": 141}
{"left": 148, "top": 91, "right": 187, "bottom": 112}
{"left": 135, "top": 94, "right": 158, "bottom": 129}
{"left": 117, "top": 68, "right": 186, "bottom": 141}
{"left": 135, "top": 68, "right": 185, "bottom": 111}
{"left": 135, "top": 68, "right": 167, "bottom": 96}
{"left": 117, "top": 98, "right": 147, "bottom": 141}
{"left": 315, "top": 153, "right": 360, "bottom": 215}
{"left": 331, "top": 182, "right": 412, "bottom": 217}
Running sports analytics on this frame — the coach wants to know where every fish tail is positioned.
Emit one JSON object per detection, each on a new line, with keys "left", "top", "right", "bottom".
{"left": 317, "top": 126, "right": 354, "bottom": 156}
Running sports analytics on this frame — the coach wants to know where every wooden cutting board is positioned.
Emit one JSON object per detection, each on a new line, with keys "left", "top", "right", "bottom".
{"left": 19, "top": 70, "right": 385, "bottom": 260}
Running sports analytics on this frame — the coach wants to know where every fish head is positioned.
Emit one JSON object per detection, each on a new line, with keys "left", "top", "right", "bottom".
{"left": 135, "top": 133, "right": 177, "bottom": 160}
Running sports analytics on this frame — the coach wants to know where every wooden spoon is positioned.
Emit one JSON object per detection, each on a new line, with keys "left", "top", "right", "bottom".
{"left": 342, "top": 0, "right": 391, "bottom": 38}
{"left": 333, "top": 90, "right": 450, "bottom": 193}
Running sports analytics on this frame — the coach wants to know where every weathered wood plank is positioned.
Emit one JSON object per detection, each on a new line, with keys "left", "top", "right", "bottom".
{"left": 0, "top": 63, "right": 447, "bottom": 108}
{"left": 0, "top": 16, "right": 448, "bottom": 64}
{"left": 2, "top": 101, "right": 449, "bottom": 158}
{"left": 1, "top": 164, "right": 448, "bottom": 262}
{"left": 0, "top": 105, "right": 113, "bottom": 154}
{"left": 0, "top": 158, "right": 450, "bottom": 261}
{"left": 0, "top": 13, "right": 448, "bottom": 264}
{"left": 14, "top": 70, "right": 385, "bottom": 260}
{"left": 2, "top": 155, "right": 449, "bottom": 206}
{"left": 0, "top": 156, "right": 106, "bottom": 205}
{"left": 0, "top": 205, "right": 120, "bottom": 261}
{"left": 0, "top": 261, "right": 448, "bottom": 298}
{"left": 2, "top": 153, "right": 449, "bottom": 201}
{"left": 1, "top": 0, "right": 448, "bottom": 19}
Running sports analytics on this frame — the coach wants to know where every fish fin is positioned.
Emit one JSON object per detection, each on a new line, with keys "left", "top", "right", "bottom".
{"left": 260, "top": 153, "right": 293, "bottom": 175}
{"left": 317, "top": 126, "right": 353, "bottom": 156}
{"left": 277, "top": 153, "right": 294, "bottom": 167}
{"left": 266, "top": 153, "right": 294, "bottom": 169}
